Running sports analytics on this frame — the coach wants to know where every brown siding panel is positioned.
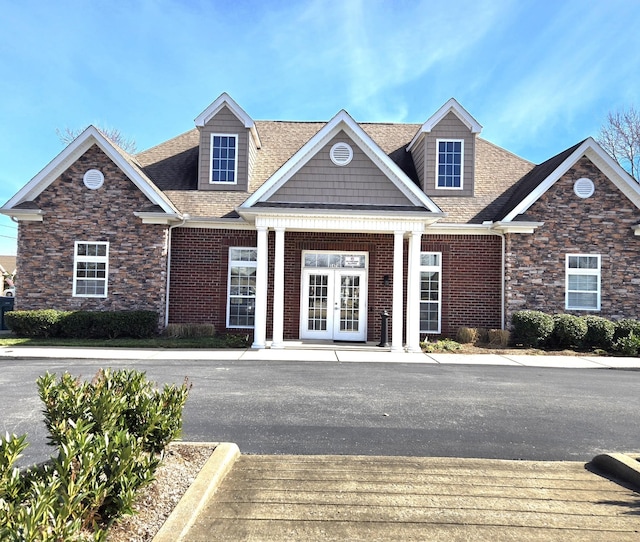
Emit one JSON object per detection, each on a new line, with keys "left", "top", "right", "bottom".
{"left": 268, "top": 132, "right": 414, "bottom": 206}
{"left": 423, "top": 112, "right": 475, "bottom": 197}
{"left": 198, "top": 106, "right": 249, "bottom": 191}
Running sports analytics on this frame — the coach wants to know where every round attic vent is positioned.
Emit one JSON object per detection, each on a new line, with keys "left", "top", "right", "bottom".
{"left": 83, "top": 169, "right": 104, "bottom": 190}
{"left": 330, "top": 142, "right": 353, "bottom": 166}
{"left": 574, "top": 177, "right": 594, "bottom": 199}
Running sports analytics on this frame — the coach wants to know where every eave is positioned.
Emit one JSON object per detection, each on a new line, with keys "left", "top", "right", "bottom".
{"left": 490, "top": 221, "right": 545, "bottom": 234}
{"left": 0, "top": 208, "right": 43, "bottom": 222}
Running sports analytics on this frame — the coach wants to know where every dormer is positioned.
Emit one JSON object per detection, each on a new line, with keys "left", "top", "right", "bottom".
{"left": 194, "top": 93, "right": 261, "bottom": 192}
{"left": 407, "top": 98, "right": 482, "bottom": 197}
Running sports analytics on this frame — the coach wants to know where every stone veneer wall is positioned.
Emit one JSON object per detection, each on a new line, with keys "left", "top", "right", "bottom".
{"left": 505, "top": 156, "right": 640, "bottom": 323}
{"left": 17, "top": 145, "right": 169, "bottom": 323}
{"left": 169, "top": 229, "right": 503, "bottom": 340}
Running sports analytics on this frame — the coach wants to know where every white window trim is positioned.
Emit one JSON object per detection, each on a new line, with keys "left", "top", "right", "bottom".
{"left": 227, "top": 247, "right": 257, "bottom": 329}
{"left": 419, "top": 252, "right": 442, "bottom": 334}
{"left": 73, "top": 241, "right": 109, "bottom": 298}
{"left": 565, "top": 254, "right": 601, "bottom": 311}
{"left": 435, "top": 139, "right": 464, "bottom": 190}
{"left": 209, "top": 133, "right": 239, "bottom": 185}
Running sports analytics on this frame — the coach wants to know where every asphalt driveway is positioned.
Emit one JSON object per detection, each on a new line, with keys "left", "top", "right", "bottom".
{"left": 1, "top": 354, "right": 639, "bottom": 466}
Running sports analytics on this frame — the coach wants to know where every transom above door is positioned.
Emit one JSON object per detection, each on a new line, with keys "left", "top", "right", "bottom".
{"left": 300, "top": 251, "right": 368, "bottom": 342}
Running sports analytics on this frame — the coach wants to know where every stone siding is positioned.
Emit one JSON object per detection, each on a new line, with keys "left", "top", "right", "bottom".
{"left": 505, "top": 156, "right": 640, "bottom": 323}
{"left": 17, "top": 145, "right": 169, "bottom": 323}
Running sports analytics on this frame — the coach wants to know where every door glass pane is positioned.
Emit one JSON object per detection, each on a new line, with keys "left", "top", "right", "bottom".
{"left": 308, "top": 274, "right": 328, "bottom": 331}
{"left": 339, "top": 275, "right": 359, "bottom": 332}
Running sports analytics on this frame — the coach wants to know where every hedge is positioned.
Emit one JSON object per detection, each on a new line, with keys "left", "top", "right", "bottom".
{"left": 510, "top": 310, "right": 554, "bottom": 347}
{"left": 5, "top": 310, "right": 159, "bottom": 339}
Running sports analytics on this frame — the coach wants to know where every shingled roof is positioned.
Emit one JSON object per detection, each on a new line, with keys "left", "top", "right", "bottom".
{"left": 493, "top": 140, "right": 586, "bottom": 221}
{"left": 135, "top": 118, "right": 536, "bottom": 223}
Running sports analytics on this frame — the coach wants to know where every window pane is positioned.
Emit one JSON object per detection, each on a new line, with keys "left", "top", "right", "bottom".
{"left": 568, "top": 292, "right": 598, "bottom": 309}
{"left": 211, "top": 134, "right": 237, "bottom": 183}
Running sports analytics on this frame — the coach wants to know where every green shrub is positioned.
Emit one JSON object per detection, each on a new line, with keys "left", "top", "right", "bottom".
{"left": 613, "top": 319, "right": 640, "bottom": 341}
{"left": 0, "top": 369, "right": 191, "bottom": 539}
{"left": 58, "top": 310, "right": 158, "bottom": 339}
{"left": 612, "top": 333, "right": 640, "bottom": 356}
{"left": 421, "top": 338, "right": 462, "bottom": 352}
{"left": 4, "top": 309, "right": 67, "bottom": 338}
{"left": 550, "top": 314, "right": 588, "bottom": 349}
{"left": 581, "top": 315, "right": 615, "bottom": 350}
{"left": 510, "top": 310, "right": 554, "bottom": 347}
{"left": 38, "top": 369, "right": 190, "bottom": 454}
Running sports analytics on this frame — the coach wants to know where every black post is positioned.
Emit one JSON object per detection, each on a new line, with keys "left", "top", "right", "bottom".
{"left": 378, "top": 310, "right": 389, "bottom": 347}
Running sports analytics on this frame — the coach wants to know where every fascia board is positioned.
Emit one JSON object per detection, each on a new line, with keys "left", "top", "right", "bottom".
{"left": 242, "top": 110, "right": 442, "bottom": 214}
{"left": 583, "top": 139, "right": 640, "bottom": 208}
{"left": 502, "top": 140, "right": 592, "bottom": 222}
{"left": 3, "top": 126, "right": 179, "bottom": 216}
{"left": 407, "top": 98, "right": 482, "bottom": 152}
{"left": 503, "top": 138, "right": 640, "bottom": 222}
{"left": 0, "top": 208, "right": 43, "bottom": 221}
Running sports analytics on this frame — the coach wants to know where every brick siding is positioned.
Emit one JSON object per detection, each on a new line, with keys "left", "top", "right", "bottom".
{"left": 505, "top": 156, "right": 640, "bottom": 323}
{"left": 169, "top": 229, "right": 503, "bottom": 340}
{"left": 16, "top": 145, "right": 169, "bottom": 324}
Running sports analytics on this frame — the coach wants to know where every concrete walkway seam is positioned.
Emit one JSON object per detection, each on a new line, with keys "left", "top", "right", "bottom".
{"left": 152, "top": 442, "right": 240, "bottom": 542}
{"left": 591, "top": 453, "right": 640, "bottom": 489}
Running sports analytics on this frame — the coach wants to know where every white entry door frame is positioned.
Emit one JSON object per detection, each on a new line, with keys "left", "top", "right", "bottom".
{"left": 300, "top": 251, "right": 368, "bottom": 342}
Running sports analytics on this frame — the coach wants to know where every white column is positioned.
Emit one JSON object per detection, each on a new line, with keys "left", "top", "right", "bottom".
{"left": 271, "top": 227, "right": 285, "bottom": 349}
{"left": 406, "top": 230, "right": 422, "bottom": 352}
{"left": 252, "top": 226, "right": 268, "bottom": 349}
{"left": 391, "top": 230, "right": 404, "bottom": 352}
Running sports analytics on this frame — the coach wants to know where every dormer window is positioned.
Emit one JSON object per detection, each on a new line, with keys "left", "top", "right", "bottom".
{"left": 210, "top": 134, "right": 238, "bottom": 184}
{"left": 436, "top": 139, "right": 463, "bottom": 189}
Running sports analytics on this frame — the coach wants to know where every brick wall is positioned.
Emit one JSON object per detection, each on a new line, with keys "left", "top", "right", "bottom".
{"left": 505, "top": 156, "right": 640, "bottom": 323}
{"left": 169, "top": 229, "right": 503, "bottom": 340}
{"left": 17, "top": 145, "right": 169, "bottom": 323}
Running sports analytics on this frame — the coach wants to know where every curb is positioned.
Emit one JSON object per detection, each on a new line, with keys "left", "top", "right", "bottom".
{"left": 591, "top": 452, "right": 640, "bottom": 488}
{"left": 153, "top": 442, "right": 241, "bottom": 542}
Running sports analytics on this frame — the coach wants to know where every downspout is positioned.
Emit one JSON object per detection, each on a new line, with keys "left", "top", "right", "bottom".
{"left": 500, "top": 231, "right": 506, "bottom": 330}
{"left": 164, "top": 214, "right": 189, "bottom": 328}
{"left": 487, "top": 222, "right": 506, "bottom": 330}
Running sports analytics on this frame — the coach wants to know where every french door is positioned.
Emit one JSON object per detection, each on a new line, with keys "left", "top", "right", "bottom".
{"left": 301, "top": 268, "right": 367, "bottom": 341}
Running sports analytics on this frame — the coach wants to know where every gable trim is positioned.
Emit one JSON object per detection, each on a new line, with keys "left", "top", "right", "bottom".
{"left": 1, "top": 126, "right": 180, "bottom": 218}
{"left": 502, "top": 137, "right": 640, "bottom": 222}
{"left": 194, "top": 92, "right": 262, "bottom": 149}
{"left": 407, "top": 98, "right": 482, "bottom": 152}
{"left": 241, "top": 110, "right": 443, "bottom": 214}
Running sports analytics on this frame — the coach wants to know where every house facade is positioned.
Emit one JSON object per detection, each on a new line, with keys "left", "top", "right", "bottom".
{"left": 3, "top": 94, "right": 640, "bottom": 351}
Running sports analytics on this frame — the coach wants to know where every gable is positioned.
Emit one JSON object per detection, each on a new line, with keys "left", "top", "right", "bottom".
{"left": 266, "top": 131, "right": 415, "bottom": 207}
{"left": 1, "top": 126, "right": 179, "bottom": 223}
{"left": 496, "top": 138, "right": 640, "bottom": 223}
{"left": 242, "top": 110, "right": 442, "bottom": 214}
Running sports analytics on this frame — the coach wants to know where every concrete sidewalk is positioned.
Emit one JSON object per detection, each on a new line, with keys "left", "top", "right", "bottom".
{"left": 1, "top": 345, "right": 640, "bottom": 369}
{"left": 155, "top": 445, "right": 640, "bottom": 541}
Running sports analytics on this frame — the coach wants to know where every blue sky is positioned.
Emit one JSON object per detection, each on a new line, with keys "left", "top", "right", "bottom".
{"left": 1, "top": 0, "right": 639, "bottom": 255}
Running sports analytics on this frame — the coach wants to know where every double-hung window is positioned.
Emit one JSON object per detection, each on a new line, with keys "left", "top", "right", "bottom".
{"left": 436, "top": 139, "right": 463, "bottom": 189}
{"left": 210, "top": 134, "right": 237, "bottom": 184}
{"left": 227, "top": 247, "right": 257, "bottom": 328}
{"left": 419, "top": 252, "right": 442, "bottom": 333}
{"left": 73, "top": 241, "right": 108, "bottom": 297}
{"left": 566, "top": 254, "right": 600, "bottom": 310}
